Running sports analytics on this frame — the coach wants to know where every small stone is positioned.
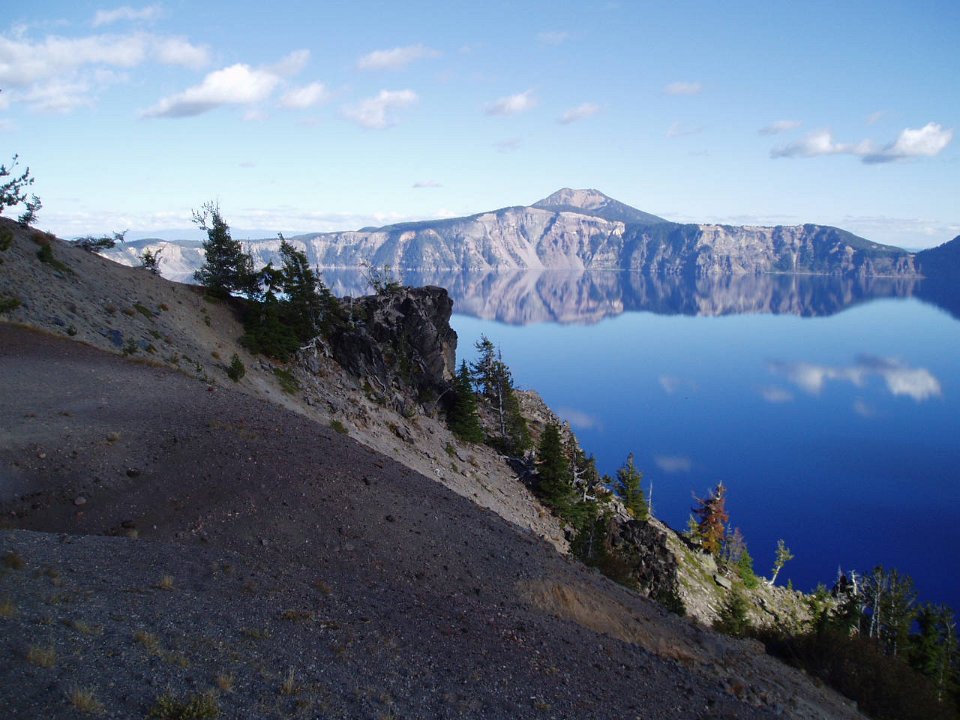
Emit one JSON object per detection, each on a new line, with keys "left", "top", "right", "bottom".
{"left": 385, "top": 514, "right": 395, "bottom": 522}
{"left": 713, "top": 574, "right": 732, "bottom": 590}
{"left": 126, "top": 468, "right": 141, "bottom": 478}
{"left": 73, "top": 496, "right": 87, "bottom": 506}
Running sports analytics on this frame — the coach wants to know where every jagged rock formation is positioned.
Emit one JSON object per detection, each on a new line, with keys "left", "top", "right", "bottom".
{"left": 321, "top": 285, "right": 457, "bottom": 414}
{"left": 100, "top": 188, "right": 924, "bottom": 278}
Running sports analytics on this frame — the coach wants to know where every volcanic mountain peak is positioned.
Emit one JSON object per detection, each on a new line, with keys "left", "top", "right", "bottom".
{"left": 532, "top": 187, "right": 668, "bottom": 225}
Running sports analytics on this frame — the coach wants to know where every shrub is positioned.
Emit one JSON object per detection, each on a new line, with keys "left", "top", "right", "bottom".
{"left": 226, "top": 354, "right": 245, "bottom": 382}
{"left": 147, "top": 690, "right": 220, "bottom": 719}
{"left": 330, "top": 419, "right": 348, "bottom": 435}
{"left": 0, "top": 296, "right": 20, "bottom": 314}
{"left": 714, "top": 586, "right": 751, "bottom": 637}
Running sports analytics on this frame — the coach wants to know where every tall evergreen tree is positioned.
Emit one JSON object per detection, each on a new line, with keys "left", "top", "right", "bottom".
{"left": 615, "top": 453, "right": 648, "bottom": 520}
{"left": 447, "top": 361, "right": 484, "bottom": 442}
{"left": 193, "top": 201, "right": 256, "bottom": 298}
{"left": 278, "top": 235, "right": 325, "bottom": 341}
{"left": 470, "top": 335, "right": 530, "bottom": 454}
{"left": 537, "top": 423, "right": 574, "bottom": 511}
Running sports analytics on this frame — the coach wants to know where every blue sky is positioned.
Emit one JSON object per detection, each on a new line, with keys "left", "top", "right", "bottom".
{"left": 2, "top": 1, "right": 958, "bottom": 248}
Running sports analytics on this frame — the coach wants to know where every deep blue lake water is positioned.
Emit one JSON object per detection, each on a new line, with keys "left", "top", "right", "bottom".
{"left": 329, "top": 270, "right": 960, "bottom": 609}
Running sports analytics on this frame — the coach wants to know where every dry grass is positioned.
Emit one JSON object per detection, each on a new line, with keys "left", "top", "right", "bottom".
{"left": 157, "top": 574, "right": 174, "bottom": 590}
{"left": 134, "top": 630, "right": 160, "bottom": 654}
{"left": 3, "top": 550, "right": 25, "bottom": 570}
{"left": 69, "top": 619, "right": 103, "bottom": 636}
{"left": 69, "top": 686, "right": 104, "bottom": 714}
{"left": 26, "top": 644, "right": 56, "bottom": 667}
{"left": 280, "top": 667, "right": 299, "bottom": 696}
{"left": 0, "top": 597, "right": 16, "bottom": 618}
{"left": 215, "top": 673, "right": 234, "bottom": 693}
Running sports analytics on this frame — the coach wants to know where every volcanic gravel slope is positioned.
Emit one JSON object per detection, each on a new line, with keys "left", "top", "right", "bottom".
{"left": 0, "top": 324, "right": 866, "bottom": 719}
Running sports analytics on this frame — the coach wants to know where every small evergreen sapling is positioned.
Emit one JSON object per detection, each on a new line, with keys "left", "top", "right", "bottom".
{"left": 614, "top": 453, "right": 648, "bottom": 520}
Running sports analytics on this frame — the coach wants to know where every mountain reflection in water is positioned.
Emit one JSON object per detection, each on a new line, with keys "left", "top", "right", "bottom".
{"left": 320, "top": 269, "right": 947, "bottom": 325}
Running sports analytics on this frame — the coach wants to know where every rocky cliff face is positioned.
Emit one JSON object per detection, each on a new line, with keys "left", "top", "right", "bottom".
{"left": 319, "top": 285, "right": 457, "bottom": 415}
{"left": 99, "top": 188, "right": 921, "bottom": 278}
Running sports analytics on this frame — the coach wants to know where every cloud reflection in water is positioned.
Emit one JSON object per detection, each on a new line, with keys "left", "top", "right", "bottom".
{"left": 768, "top": 354, "right": 941, "bottom": 402}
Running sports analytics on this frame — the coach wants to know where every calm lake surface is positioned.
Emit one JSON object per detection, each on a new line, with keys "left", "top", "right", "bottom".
{"left": 330, "top": 270, "right": 960, "bottom": 608}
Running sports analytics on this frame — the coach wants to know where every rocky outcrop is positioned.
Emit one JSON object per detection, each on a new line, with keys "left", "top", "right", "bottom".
{"left": 602, "top": 515, "right": 682, "bottom": 606}
{"left": 321, "top": 285, "right": 457, "bottom": 414}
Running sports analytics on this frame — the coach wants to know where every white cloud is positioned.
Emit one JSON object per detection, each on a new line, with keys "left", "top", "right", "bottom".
{"left": 267, "top": 49, "right": 310, "bottom": 77}
{"left": 758, "top": 119, "right": 801, "bottom": 136}
{"left": 412, "top": 180, "right": 442, "bottom": 188}
{"left": 654, "top": 455, "right": 692, "bottom": 473}
{"left": 494, "top": 137, "right": 522, "bottom": 152}
{"left": 538, "top": 31, "right": 568, "bottom": 46}
{"left": 342, "top": 89, "right": 418, "bottom": 129}
{"left": 141, "top": 63, "right": 283, "bottom": 118}
{"left": 152, "top": 37, "right": 210, "bottom": 69}
{"left": 863, "top": 123, "right": 954, "bottom": 164}
{"left": 866, "top": 110, "right": 886, "bottom": 125}
{"left": 658, "top": 375, "right": 697, "bottom": 395}
{"left": 663, "top": 81, "right": 701, "bottom": 96}
{"left": 771, "top": 123, "right": 953, "bottom": 164}
{"left": 0, "top": 30, "right": 210, "bottom": 112}
{"left": 485, "top": 90, "right": 537, "bottom": 116}
{"left": 24, "top": 78, "right": 93, "bottom": 113}
{"left": 280, "top": 82, "right": 328, "bottom": 109}
{"left": 558, "top": 102, "right": 599, "bottom": 124}
{"left": 853, "top": 399, "right": 875, "bottom": 417}
{"left": 92, "top": 5, "right": 162, "bottom": 27}
{"left": 769, "top": 355, "right": 941, "bottom": 402}
{"left": 356, "top": 44, "right": 440, "bottom": 71}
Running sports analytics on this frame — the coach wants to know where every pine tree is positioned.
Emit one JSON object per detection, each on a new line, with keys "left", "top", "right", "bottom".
{"left": 615, "top": 453, "right": 648, "bottom": 520}
{"left": 536, "top": 423, "right": 575, "bottom": 513}
{"left": 767, "top": 538, "right": 794, "bottom": 586}
{"left": 470, "top": 335, "right": 529, "bottom": 454}
{"left": 193, "top": 201, "right": 256, "bottom": 298}
{"left": 693, "top": 483, "right": 728, "bottom": 556}
{"left": 278, "top": 234, "right": 325, "bottom": 341}
{"left": 447, "top": 361, "right": 484, "bottom": 442}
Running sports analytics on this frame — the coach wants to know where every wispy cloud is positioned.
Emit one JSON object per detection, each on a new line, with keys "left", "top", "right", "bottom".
{"left": 412, "top": 180, "right": 442, "bottom": 188}
{"left": 663, "top": 81, "right": 701, "bottom": 96}
{"left": 485, "top": 90, "right": 537, "bottom": 116}
{"left": 558, "top": 102, "right": 599, "bottom": 124}
{"left": 356, "top": 44, "right": 440, "bottom": 71}
{"left": 494, "top": 137, "right": 522, "bottom": 152}
{"left": 769, "top": 355, "right": 942, "bottom": 402}
{"left": 659, "top": 375, "right": 697, "bottom": 395}
{"left": 0, "top": 30, "right": 210, "bottom": 112}
{"left": 760, "top": 386, "right": 794, "bottom": 403}
{"left": 758, "top": 119, "right": 801, "bottom": 136}
{"left": 92, "top": 5, "right": 162, "bottom": 27}
{"left": 280, "top": 82, "right": 328, "bottom": 109}
{"left": 556, "top": 407, "right": 600, "bottom": 430}
{"left": 866, "top": 110, "right": 886, "bottom": 125}
{"left": 538, "top": 31, "right": 568, "bottom": 46}
{"left": 666, "top": 121, "right": 702, "bottom": 138}
{"left": 771, "top": 123, "right": 953, "bottom": 164}
{"left": 654, "top": 455, "right": 692, "bottom": 473}
{"left": 342, "top": 89, "right": 418, "bottom": 129}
